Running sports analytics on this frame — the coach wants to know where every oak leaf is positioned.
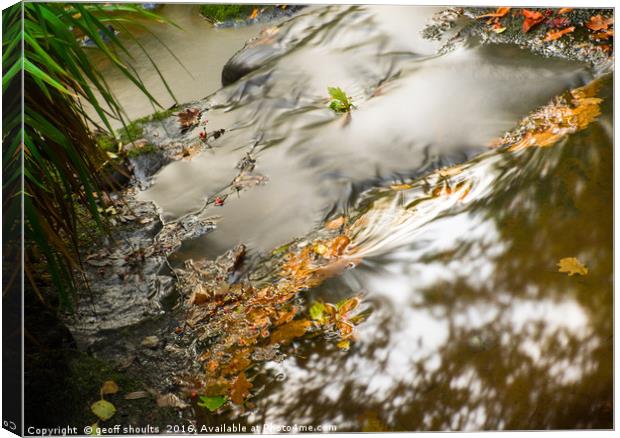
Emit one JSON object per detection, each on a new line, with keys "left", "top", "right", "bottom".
{"left": 522, "top": 9, "right": 545, "bottom": 33}
{"left": 177, "top": 108, "right": 202, "bottom": 132}
{"left": 557, "top": 257, "right": 588, "bottom": 276}
{"left": 586, "top": 15, "right": 613, "bottom": 31}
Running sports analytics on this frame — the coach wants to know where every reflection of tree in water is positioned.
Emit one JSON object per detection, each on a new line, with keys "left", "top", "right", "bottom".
{"left": 223, "top": 89, "right": 612, "bottom": 431}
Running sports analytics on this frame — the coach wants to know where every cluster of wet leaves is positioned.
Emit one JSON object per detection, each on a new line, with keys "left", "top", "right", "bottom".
{"left": 424, "top": 7, "right": 613, "bottom": 66}
{"left": 174, "top": 218, "right": 371, "bottom": 411}
{"left": 475, "top": 7, "right": 613, "bottom": 48}
{"left": 489, "top": 80, "right": 603, "bottom": 152}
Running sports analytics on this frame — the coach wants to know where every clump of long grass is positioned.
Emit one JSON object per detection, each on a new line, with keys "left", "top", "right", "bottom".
{"left": 3, "top": 3, "right": 177, "bottom": 308}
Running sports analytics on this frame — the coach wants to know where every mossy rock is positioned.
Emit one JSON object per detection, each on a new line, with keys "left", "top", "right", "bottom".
{"left": 199, "top": 4, "right": 262, "bottom": 23}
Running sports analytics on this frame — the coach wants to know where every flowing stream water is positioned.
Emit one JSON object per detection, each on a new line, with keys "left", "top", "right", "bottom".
{"left": 94, "top": 5, "right": 612, "bottom": 431}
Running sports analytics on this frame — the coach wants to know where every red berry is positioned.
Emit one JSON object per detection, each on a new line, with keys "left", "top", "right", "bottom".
{"left": 214, "top": 196, "right": 224, "bottom": 206}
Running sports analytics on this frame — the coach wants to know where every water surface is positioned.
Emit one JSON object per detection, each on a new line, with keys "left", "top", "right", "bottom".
{"left": 118, "top": 5, "right": 611, "bottom": 430}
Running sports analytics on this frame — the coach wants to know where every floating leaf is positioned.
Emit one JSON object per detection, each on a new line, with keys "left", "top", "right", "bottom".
{"left": 327, "top": 87, "right": 354, "bottom": 113}
{"left": 557, "top": 257, "right": 588, "bottom": 276}
{"left": 544, "top": 26, "right": 575, "bottom": 41}
{"left": 270, "top": 320, "right": 311, "bottom": 345}
{"left": 91, "top": 400, "right": 116, "bottom": 421}
{"left": 522, "top": 9, "right": 545, "bottom": 33}
{"left": 309, "top": 301, "right": 326, "bottom": 321}
{"left": 230, "top": 372, "right": 253, "bottom": 405}
{"left": 336, "top": 295, "right": 360, "bottom": 316}
{"left": 337, "top": 339, "right": 350, "bottom": 350}
{"left": 197, "top": 395, "right": 227, "bottom": 412}
{"left": 586, "top": 15, "right": 613, "bottom": 31}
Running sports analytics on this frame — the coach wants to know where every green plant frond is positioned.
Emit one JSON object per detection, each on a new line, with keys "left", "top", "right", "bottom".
{"left": 12, "top": 2, "right": 178, "bottom": 309}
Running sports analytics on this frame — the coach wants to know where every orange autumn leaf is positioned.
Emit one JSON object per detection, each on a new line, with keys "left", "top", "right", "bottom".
{"left": 558, "top": 8, "right": 573, "bottom": 15}
{"left": 591, "top": 29, "right": 614, "bottom": 40}
{"left": 557, "top": 257, "right": 588, "bottom": 276}
{"left": 476, "top": 7, "right": 510, "bottom": 19}
{"left": 330, "top": 235, "right": 350, "bottom": 257}
{"left": 230, "top": 372, "right": 253, "bottom": 405}
{"left": 270, "top": 320, "right": 311, "bottom": 345}
{"left": 249, "top": 8, "right": 259, "bottom": 20}
{"left": 522, "top": 9, "right": 545, "bottom": 33}
{"left": 544, "top": 26, "right": 575, "bottom": 41}
{"left": 586, "top": 15, "right": 614, "bottom": 31}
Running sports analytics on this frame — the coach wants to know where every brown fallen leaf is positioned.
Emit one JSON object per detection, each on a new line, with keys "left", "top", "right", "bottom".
{"left": 100, "top": 380, "right": 119, "bottom": 396}
{"left": 558, "top": 8, "right": 573, "bottom": 15}
{"left": 557, "top": 257, "right": 588, "bottom": 276}
{"left": 522, "top": 9, "right": 545, "bottom": 33}
{"left": 124, "top": 391, "right": 151, "bottom": 400}
{"left": 270, "top": 320, "right": 311, "bottom": 345}
{"left": 476, "top": 7, "right": 510, "bottom": 19}
{"left": 586, "top": 15, "right": 613, "bottom": 31}
{"left": 177, "top": 108, "right": 202, "bottom": 132}
{"left": 544, "top": 26, "right": 575, "bottom": 41}
{"left": 230, "top": 372, "right": 253, "bottom": 405}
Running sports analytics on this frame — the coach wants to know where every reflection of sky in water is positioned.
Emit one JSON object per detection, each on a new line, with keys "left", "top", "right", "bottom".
{"left": 247, "top": 211, "right": 602, "bottom": 430}
{"left": 241, "top": 111, "right": 612, "bottom": 429}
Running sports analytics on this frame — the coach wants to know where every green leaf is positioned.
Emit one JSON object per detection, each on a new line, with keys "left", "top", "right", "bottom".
{"left": 328, "top": 86, "right": 348, "bottom": 103}
{"left": 327, "top": 86, "right": 353, "bottom": 113}
{"left": 309, "top": 301, "right": 326, "bottom": 321}
{"left": 91, "top": 400, "right": 116, "bottom": 421}
{"left": 197, "top": 395, "right": 227, "bottom": 412}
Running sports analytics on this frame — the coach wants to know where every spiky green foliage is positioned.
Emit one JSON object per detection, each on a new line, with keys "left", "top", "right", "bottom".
{"left": 2, "top": 3, "right": 177, "bottom": 308}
